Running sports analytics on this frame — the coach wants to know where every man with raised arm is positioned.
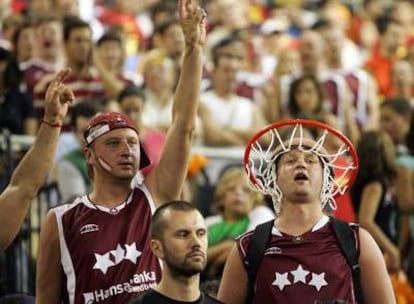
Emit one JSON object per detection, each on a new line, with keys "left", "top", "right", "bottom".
{"left": 35, "top": 0, "right": 206, "bottom": 303}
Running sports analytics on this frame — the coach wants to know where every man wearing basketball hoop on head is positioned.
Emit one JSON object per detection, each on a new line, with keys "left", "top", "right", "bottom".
{"left": 35, "top": 1, "right": 206, "bottom": 303}
{"left": 218, "top": 120, "right": 395, "bottom": 304}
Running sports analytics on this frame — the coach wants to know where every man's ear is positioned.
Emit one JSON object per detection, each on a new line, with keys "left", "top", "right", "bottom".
{"left": 84, "top": 147, "right": 93, "bottom": 165}
{"left": 150, "top": 239, "right": 164, "bottom": 259}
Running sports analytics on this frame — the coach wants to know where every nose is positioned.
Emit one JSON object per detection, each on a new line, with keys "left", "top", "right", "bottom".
{"left": 119, "top": 140, "right": 134, "bottom": 155}
{"left": 295, "top": 155, "right": 308, "bottom": 168}
{"left": 190, "top": 232, "right": 205, "bottom": 249}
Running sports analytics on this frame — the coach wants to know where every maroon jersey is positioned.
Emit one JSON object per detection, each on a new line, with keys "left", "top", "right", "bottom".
{"left": 21, "top": 58, "right": 62, "bottom": 96}
{"left": 54, "top": 185, "right": 162, "bottom": 304}
{"left": 33, "top": 68, "right": 105, "bottom": 130}
{"left": 237, "top": 217, "right": 356, "bottom": 304}
{"left": 323, "top": 69, "right": 371, "bottom": 128}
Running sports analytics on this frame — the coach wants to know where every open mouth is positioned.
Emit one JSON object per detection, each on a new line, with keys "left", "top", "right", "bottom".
{"left": 294, "top": 172, "right": 309, "bottom": 181}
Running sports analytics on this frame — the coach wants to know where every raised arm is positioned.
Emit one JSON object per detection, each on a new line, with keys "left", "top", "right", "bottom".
{"left": 145, "top": 0, "right": 206, "bottom": 205}
{"left": 0, "top": 68, "right": 74, "bottom": 251}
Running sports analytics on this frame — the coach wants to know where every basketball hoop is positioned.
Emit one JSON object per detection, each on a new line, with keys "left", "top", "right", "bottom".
{"left": 244, "top": 119, "right": 359, "bottom": 213}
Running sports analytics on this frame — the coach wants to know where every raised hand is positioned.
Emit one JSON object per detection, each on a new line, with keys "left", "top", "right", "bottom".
{"left": 178, "top": 0, "right": 206, "bottom": 48}
{"left": 44, "top": 68, "right": 75, "bottom": 125}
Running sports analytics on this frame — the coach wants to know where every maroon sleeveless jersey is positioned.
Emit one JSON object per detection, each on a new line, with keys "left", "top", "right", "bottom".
{"left": 237, "top": 217, "right": 356, "bottom": 304}
{"left": 54, "top": 185, "right": 162, "bottom": 304}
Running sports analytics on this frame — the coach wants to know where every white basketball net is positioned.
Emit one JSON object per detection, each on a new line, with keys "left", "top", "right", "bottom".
{"left": 245, "top": 123, "right": 357, "bottom": 214}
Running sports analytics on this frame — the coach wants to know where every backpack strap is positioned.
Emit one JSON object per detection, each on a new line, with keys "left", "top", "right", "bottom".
{"left": 330, "top": 217, "right": 364, "bottom": 304}
{"left": 245, "top": 220, "right": 274, "bottom": 304}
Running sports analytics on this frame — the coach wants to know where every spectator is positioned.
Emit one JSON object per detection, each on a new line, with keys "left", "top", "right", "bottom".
{"left": 218, "top": 128, "right": 395, "bottom": 303}
{"left": 199, "top": 52, "right": 267, "bottom": 146}
{"left": 351, "top": 130, "right": 401, "bottom": 273}
{"left": 12, "top": 21, "right": 35, "bottom": 64}
{"left": 0, "top": 47, "right": 37, "bottom": 135}
{"left": 35, "top": 1, "right": 206, "bottom": 303}
{"left": 204, "top": 166, "right": 274, "bottom": 280}
{"left": 94, "top": 30, "right": 139, "bottom": 104}
{"left": 57, "top": 100, "right": 101, "bottom": 202}
{"left": 128, "top": 200, "right": 223, "bottom": 304}
{"left": 33, "top": 16, "right": 123, "bottom": 129}
{"left": 365, "top": 15, "right": 406, "bottom": 99}
{"left": 117, "top": 85, "right": 165, "bottom": 177}
{"left": 22, "top": 16, "right": 64, "bottom": 96}
{"left": 140, "top": 52, "right": 176, "bottom": 133}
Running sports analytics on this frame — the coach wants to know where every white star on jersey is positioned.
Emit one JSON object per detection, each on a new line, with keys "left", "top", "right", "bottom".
{"left": 111, "top": 244, "right": 126, "bottom": 265}
{"left": 309, "top": 272, "right": 328, "bottom": 291}
{"left": 272, "top": 272, "right": 291, "bottom": 291}
{"left": 93, "top": 252, "right": 114, "bottom": 274}
{"left": 125, "top": 242, "right": 141, "bottom": 263}
{"left": 93, "top": 243, "right": 142, "bottom": 274}
{"left": 291, "top": 264, "right": 309, "bottom": 283}
{"left": 271, "top": 265, "right": 329, "bottom": 292}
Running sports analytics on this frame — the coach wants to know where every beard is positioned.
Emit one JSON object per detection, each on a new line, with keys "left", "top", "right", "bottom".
{"left": 163, "top": 247, "right": 206, "bottom": 278}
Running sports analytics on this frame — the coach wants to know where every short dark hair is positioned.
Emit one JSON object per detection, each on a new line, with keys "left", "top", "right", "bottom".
{"left": 376, "top": 13, "right": 399, "bottom": 35}
{"left": 96, "top": 31, "right": 122, "bottom": 47}
{"left": 149, "top": 1, "right": 176, "bottom": 24}
{"left": 154, "top": 16, "right": 180, "bottom": 35}
{"left": 381, "top": 97, "right": 411, "bottom": 118}
{"left": 34, "top": 15, "right": 60, "bottom": 28}
{"left": 151, "top": 201, "right": 198, "bottom": 240}
{"left": 117, "top": 85, "right": 146, "bottom": 103}
{"left": 0, "top": 47, "right": 21, "bottom": 89}
{"left": 70, "top": 100, "right": 101, "bottom": 129}
{"left": 63, "top": 15, "right": 91, "bottom": 42}
{"left": 211, "top": 35, "right": 242, "bottom": 67}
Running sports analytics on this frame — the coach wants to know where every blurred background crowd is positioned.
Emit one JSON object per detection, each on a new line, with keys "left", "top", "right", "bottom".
{"left": 3, "top": 0, "right": 414, "bottom": 301}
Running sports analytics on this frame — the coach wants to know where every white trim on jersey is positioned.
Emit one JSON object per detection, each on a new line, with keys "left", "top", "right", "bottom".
{"left": 137, "top": 183, "right": 164, "bottom": 270}
{"left": 54, "top": 198, "right": 84, "bottom": 304}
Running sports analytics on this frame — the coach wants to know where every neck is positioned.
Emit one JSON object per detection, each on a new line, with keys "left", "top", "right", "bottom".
{"left": 213, "top": 86, "right": 233, "bottom": 99}
{"left": 67, "top": 60, "right": 89, "bottom": 76}
{"left": 379, "top": 42, "right": 393, "bottom": 58}
{"left": 41, "top": 52, "right": 59, "bottom": 64}
{"left": 224, "top": 210, "right": 247, "bottom": 222}
{"left": 89, "top": 178, "right": 131, "bottom": 208}
{"left": 276, "top": 201, "right": 324, "bottom": 236}
{"left": 396, "top": 85, "right": 412, "bottom": 99}
{"left": 327, "top": 57, "right": 342, "bottom": 69}
{"left": 156, "top": 271, "right": 201, "bottom": 302}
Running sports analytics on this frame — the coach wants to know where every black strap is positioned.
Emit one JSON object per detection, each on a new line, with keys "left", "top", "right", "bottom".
{"left": 245, "top": 220, "right": 274, "bottom": 304}
{"left": 330, "top": 217, "right": 364, "bottom": 304}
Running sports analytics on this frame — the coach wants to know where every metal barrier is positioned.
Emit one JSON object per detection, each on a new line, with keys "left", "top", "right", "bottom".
{"left": 0, "top": 132, "right": 60, "bottom": 295}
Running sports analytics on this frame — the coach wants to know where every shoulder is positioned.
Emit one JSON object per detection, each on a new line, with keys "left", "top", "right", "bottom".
{"left": 236, "top": 229, "right": 255, "bottom": 260}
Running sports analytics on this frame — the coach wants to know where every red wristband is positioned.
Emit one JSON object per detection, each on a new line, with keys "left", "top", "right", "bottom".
{"left": 41, "top": 119, "right": 63, "bottom": 128}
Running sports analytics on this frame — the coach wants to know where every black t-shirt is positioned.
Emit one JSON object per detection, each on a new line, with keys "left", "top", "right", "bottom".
{"left": 128, "top": 288, "right": 223, "bottom": 304}
{"left": 0, "top": 88, "right": 36, "bottom": 134}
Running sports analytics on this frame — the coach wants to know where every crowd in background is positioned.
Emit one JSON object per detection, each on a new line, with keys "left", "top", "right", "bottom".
{"left": 3, "top": 0, "right": 414, "bottom": 300}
